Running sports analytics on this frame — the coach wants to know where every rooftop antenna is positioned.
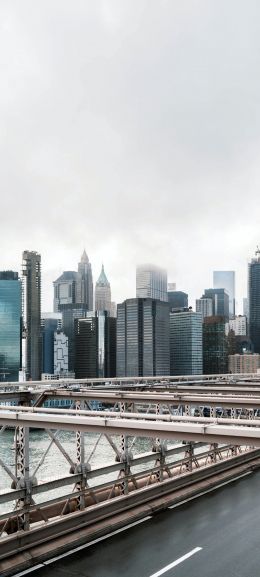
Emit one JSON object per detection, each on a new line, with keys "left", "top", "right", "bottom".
{"left": 256, "top": 245, "right": 260, "bottom": 257}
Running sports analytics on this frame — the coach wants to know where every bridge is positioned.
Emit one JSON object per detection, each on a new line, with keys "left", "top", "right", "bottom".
{"left": 1, "top": 375, "right": 260, "bottom": 576}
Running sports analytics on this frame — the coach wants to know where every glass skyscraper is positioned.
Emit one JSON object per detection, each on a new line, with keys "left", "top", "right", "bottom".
{"left": 248, "top": 248, "right": 260, "bottom": 353}
{"left": 0, "top": 271, "right": 21, "bottom": 382}
{"left": 213, "top": 271, "right": 235, "bottom": 318}
{"left": 117, "top": 298, "right": 170, "bottom": 377}
{"left": 170, "top": 311, "right": 203, "bottom": 375}
{"left": 136, "top": 265, "right": 168, "bottom": 302}
{"left": 22, "top": 251, "right": 42, "bottom": 381}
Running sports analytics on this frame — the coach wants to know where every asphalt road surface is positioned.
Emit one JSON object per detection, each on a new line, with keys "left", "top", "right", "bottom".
{"left": 15, "top": 470, "right": 260, "bottom": 577}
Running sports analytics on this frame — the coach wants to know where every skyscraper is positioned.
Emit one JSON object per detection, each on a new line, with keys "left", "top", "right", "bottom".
{"left": 76, "top": 250, "right": 93, "bottom": 310}
{"left": 136, "top": 264, "right": 168, "bottom": 302}
{"left": 213, "top": 271, "right": 235, "bottom": 318}
{"left": 168, "top": 290, "right": 188, "bottom": 312}
{"left": 74, "top": 311, "right": 116, "bottom": 378}
{"left": 202, "top": 288, "right": 229, "bottom": 321}
{"left": 53, "top": 271, "right": 79, "bottom": 312}
{"left": 95, "top": 264, "right": 111, "bottom": 312}
{"left": 0, "top": 271, "right": 21, "bottom": 382}
{"left": 248, "top": 247, "right": 260, "bottom": 353}
{"left": 22, "top": 251, "right": 41, "bottom": 380}
{"left": 117, "top": 298, "right": 169, "bottom": 377}
{"left": 170, "top": 310, "right": 203, "bottom": 375}
{"left": 203, "top": 316, "right": 228, "bottom": 374}
{"left": 41, "top": 313, "right": 62, "bottom": 374}
{"left": 196, "top": 298, "right": 213, "bottom": 321}
{"left": 53, "top": 251, "right": 93, "bottom": 312}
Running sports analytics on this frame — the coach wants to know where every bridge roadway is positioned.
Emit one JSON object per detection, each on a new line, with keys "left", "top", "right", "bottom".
{"left": 15, "top": 468, "right": 260, "bottom": 577}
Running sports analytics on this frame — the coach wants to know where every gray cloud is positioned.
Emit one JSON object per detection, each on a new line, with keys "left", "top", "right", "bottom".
{"left": 0, "top": 0, "right": 260, "bottom": 310}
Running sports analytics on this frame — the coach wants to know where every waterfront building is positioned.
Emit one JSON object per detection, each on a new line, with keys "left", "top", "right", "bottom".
{"left": 170, "top": 310, "right": 203, "bottom": 375}
{"left": 136, "top": 265, "right": 168, "bottom": 302}
{"left": 213, "top": 271, "right": 235, "bottom": 318}
{"left": 116, "top": 298, "right": 169, "bottom": 377}
{"left": 203, "top": 316, "right": 228, "bottom": 374}
{"left": 202, "top": 288, "right": 229, "bottom": 321}
{"left": 0, "top": 271, "right": 21, "bottom": 382}
{"left": 248, "top": 247, "right": 260, "bottom": 353}
{"left": 195, "top": 298, "right": 213, "bottom": 321}
{"left": 228, "top": 353, "right": 260, "bottom": 374}
{"left": 22, "top": 251, "right": 41, "bottom": 380}
{"left": 168, "top": 290, "right": 188, "bottom": 312}
{"left": 41, "top": 313, "right": 62, "bottom": 375}
{"left": 74, "top": 312, "right": 116, "bottom": 378}
{"left": 95, "top": 264, "right": 111, "bottom": 313}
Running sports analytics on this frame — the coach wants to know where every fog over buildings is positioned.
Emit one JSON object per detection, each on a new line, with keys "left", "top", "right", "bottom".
{"left": 1, "top": 1, "right": 260, "bottom": 310}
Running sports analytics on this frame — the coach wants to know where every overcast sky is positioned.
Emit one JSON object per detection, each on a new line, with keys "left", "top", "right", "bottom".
{"left": 1, "top": 0, "right": 260, "bottom": 312}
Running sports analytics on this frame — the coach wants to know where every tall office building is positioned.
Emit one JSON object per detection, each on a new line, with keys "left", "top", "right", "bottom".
{"left": 117, "top": 298, "right": 169, "bottom": 377}
{"left": 59, "top": 303, "right": 88, "bottom": 372}
{"left": 170, "top": 311, "right": 203, "bottom": 375}
{"left": 136, "top": 265, "right": 168, "bottom": 302}
{"left": 54, "top": 330, "right": 69, "bottom": 376}
{"left": 22, "top": 251, "right": 42, "bottom": 380}
{"left": 196, "top": 298, "right": 213, "bottom": 321}
{"left": 53, "top": 271, "right": 79, "bottom": 312}
{"left": 201, "top": 288, "right": 229, "bottom": 321}
{"left": 243, "top": 297, "right": 249, "bottom": 319}
{"left": 0, "top": 271, "right": 21, "bottom": 382}
{"left": 53, "top": 251, "right": 93, "bottom": 312}
{"left": 41, "top": 313, "right": 62, "bottom": 374}
{"left": 203, "top": 316, "right": 228, "bottom": 374}
{"left": 213, "top": 271, "right": 235, "bottom": 318}
{"left": 74, "top": 312, "right": 116, "bottom": 378}
{"left": 226, "top": 316, "right": 247, "bottom": 337}
{"left": 76, "top": 250, "right": 93, "bottom": 310}
{"left": 168, "top": 290, "right": 188, "bottom": 312}
{"left": 248, "top": 247, "right": 260, "bottom": 353}
{"left": 95, "top": 264, "right": 111, "bottom": 312}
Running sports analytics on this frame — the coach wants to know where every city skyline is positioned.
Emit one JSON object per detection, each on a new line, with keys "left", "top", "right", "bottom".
{"left": 1, "top": 2, "right": 260, "bottom": 317}
{"left": 0, "top": 247, "right": 255, "bottom": 314}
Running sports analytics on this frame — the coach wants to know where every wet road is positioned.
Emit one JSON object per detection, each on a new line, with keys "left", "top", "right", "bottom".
{"left": 15, "top": 470, "right": 260, "bottom": 577}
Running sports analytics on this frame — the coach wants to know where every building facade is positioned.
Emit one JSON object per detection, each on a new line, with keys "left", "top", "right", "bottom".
{"left": 22, "top": 251, "right": 41, "bottom": 380}
{"left": 53, "top": 251, "right": 93, "bottom": 312}
{"left": 196, "top": 298, "right": 213, "bottom": 321}
{"left": 95, "top": 265, "right": 111, "bottom": 313}
{"left": 203, "top": 316, "right": 228, "bottom": 374}
{"left": 170, "top": 311, "right": 203, "bottom": 375}
{"left": 213, "top": 271, "right": 235, "bottom": 318}
{"left": 202, "top": 288, "right": 229, "bottom": 321}
{"left": 228, "top": 353, "right": 260, "bottom": 374}
{"left": 117, "top": 298, "right": 170, "bottom": 377}
{"left": 74, "top": 312, "right": 116, "bottom": 379}
{"left": 168, "top": 290, "right": 188, "bottom": 312}
{"left": 225, "top": 316, "right": 247, "bottom": 337}
{"left": 136, "top": 265, "right": 168, "bottom": 302}
{"left": 76, "top": 250, "right": 93, "bottom": 311}
{"left": 248, "top": 248, "right": 260, "bottom": 353}
{"left": 41, "top": 313, "right": 62, "bottom": 375}
{"left": 0, "top": 271, "right": 21, "bottom": 382}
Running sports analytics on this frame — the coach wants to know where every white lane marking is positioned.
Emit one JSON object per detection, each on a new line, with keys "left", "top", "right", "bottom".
{"left": 148, "top": 547, "right": 202, "bottom": 577}
{"left": 168, "top": 471, "right": 252, "bottom": 509}
{"left": 44, "top": 515, "right": 152, "bottom": 565}
{"left": 13, "top": 516, "right": 152, "bottom": 575}
{"left": 13, "top": 565, "right": 45, "bottom": 577}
